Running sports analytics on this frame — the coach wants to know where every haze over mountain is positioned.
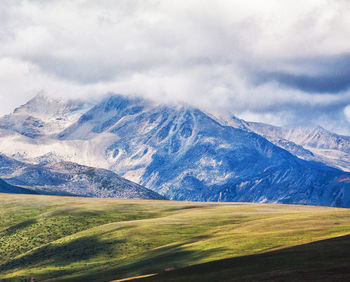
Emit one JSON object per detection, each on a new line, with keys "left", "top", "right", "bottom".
{"left": 1, "top": 94, "right": 350, "bottom": 207}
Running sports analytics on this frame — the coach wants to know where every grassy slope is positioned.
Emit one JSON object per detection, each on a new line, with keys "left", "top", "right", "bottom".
{"left": 138, "top": 234, "right": 350, "bottom": 282}
{"left": 1, "top": 194, "right": 350, "bottom": 281}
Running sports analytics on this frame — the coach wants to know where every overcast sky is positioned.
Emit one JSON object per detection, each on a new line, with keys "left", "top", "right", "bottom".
{"left": 1, "top": 0, "right": 350, "bottom": 133}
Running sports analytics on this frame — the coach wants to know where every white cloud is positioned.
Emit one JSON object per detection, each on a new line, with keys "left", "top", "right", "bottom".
{"left": 344, "top": 105, "right": 350, "bottom": 123}
{"left": 0, "top": 0, "right": 350, "bottom": 133}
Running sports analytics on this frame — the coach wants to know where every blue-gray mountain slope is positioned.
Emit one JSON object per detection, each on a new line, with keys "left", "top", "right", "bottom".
{"left": 59, "top": 95, "right": 350, "bottom": 207}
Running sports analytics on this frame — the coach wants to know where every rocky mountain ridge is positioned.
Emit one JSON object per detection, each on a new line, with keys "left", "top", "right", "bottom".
{"left": 1, "top": 94, "right": 350, "bottom": 207}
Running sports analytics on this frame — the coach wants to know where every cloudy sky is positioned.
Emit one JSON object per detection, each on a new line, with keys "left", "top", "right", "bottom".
{"left": 1, "top": 0, "right": 350, "bottom": 133}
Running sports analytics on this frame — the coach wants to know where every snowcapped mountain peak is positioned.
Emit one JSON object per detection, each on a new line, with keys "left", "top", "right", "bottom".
{"left": 1, "top": 94, "right": 95, "bottom": 137}
{"left": 13, "top": 93, "right": 88, "bottom": 116}
{"left": 14, "top": 94, "right": 60, "bottom": 115}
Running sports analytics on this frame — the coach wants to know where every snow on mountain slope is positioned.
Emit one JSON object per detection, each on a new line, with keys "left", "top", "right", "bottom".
{"left": 247, "top": 122, "right": 350, "bottom": 172}
{"left": 0, "top": 154, "right": 164, "bottom": 199}
{"left": 0, "top": 94, "right": 94, "bottom": 137}
{"left": 56, "top": 95, "right": 350, "bottom": 207}
{"left": 1, "top": 94, "right": 350, "bottom": 207}
{"left": 0, "top": 95, "right": 113, "bottom": 168}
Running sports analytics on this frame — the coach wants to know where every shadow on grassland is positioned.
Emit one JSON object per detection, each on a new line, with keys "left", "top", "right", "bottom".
{"left": 1, "top": 219, "right": 37, "bottom": 236}
{"left": 1, "top": 229, "right": 224, "bottom": 282}
{"left": 2, "top": 235, "right": 227, "bottom": 282}
{"left": 0, "top": 235, "right": 124, "bottom": 273}
{"left": 113, "top": 238, "right": 225, "bottom": 278}
{"left": 61, "top": 235, "right": 225, "bottom": 282}
{"left": 136, "top": 234, "right": 350, "bottom": 282}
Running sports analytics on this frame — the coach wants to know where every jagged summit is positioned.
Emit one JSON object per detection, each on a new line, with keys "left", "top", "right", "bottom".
{"left": 13, "top": 93, "right": 67, "bottom": 115}
{"left": 13, "top": 93, "right": 95, "bottom": 117}
{"left": 0, "top": 93, "right": 95, "bottom": 137}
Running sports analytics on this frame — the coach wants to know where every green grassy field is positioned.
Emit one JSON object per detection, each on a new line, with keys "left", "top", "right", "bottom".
{"left": 139, "top": 234, "right": 350, "bottom": 282}
{"left": 1, "top": 194, "right": 350, "bottom": 282}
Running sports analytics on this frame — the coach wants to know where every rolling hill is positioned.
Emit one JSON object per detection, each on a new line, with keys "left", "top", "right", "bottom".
{"left": 1, "top": 194, "right": 350, "bottom": 281}
{"left": 138, "top": 234, "right": 350, "bottom": 282}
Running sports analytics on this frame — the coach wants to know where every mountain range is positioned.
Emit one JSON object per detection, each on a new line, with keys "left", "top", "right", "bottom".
{"left": 1, "top": 94, "right": 350, "bottom": 207}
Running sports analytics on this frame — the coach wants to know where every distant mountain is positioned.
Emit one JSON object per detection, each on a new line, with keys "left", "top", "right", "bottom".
{"left": 245, "top": 122, "right": 350, "bottom": 172}
{"left": 1, "top": 94, "right": 350, "bottom": 207}
{"left": 0, "top": 154, "right": 164, "bottom": 200}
